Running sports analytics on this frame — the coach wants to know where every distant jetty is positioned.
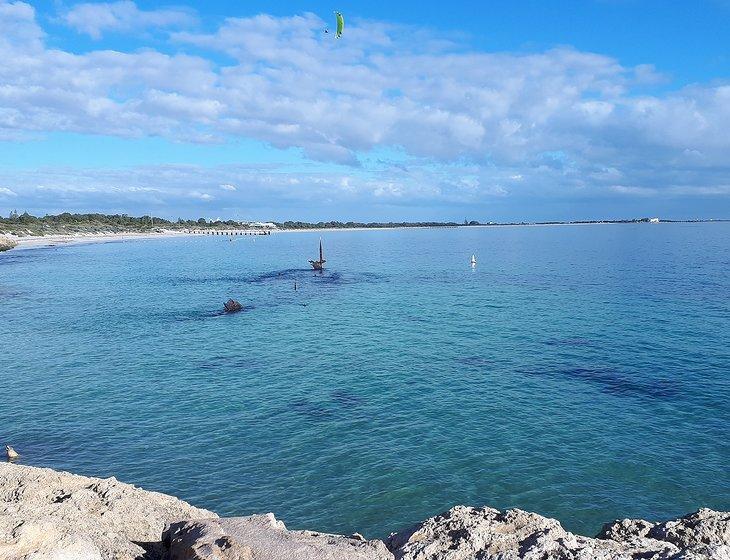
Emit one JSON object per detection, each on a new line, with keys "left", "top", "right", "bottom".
{"left": 1, "top": 463, "right": 727, "bottom": 559}
{"left": 191, "top": 229, "right": 270, "bottom": 236}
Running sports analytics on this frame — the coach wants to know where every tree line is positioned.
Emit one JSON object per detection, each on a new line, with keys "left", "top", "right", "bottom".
{"left": 0, "top": 212, "right": 471, "bottom": 230}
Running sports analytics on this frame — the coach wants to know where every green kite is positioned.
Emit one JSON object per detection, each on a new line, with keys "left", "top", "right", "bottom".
{"left": 335, "top": 12, "right": 344, "bottom": 38}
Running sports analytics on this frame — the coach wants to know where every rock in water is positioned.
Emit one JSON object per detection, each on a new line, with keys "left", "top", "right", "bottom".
{"left": 0, "top": 463, "right": 215, "bottom": 560}
{"left": 224, "top": 299, "right": 243, "bottom": 313}
{"left": 4, "top": 446, "right": 19, "bottom": 460}
{"left": 164, "top": 514, "right": 393, "bottom": 560}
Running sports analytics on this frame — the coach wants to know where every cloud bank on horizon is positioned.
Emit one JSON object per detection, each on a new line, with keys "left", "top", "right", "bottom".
{"left": 0, "top": 0, "right": 729, "bottom": 220}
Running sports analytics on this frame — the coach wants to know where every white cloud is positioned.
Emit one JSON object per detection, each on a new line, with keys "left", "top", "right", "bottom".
{"left": 0, "top": 0, "right": 43, "bottom": 52}
{"left": 220, "top": 183, "right": 237, "bottom": 191}
{"left": 0, "top": 187, "right": 18, "bottom": 196}
{"left": 0, "top": 1, "right": 728, "bottom": 216}
{"left": 609, "top": 185, "right": 658, "bottom": 196}
{"left": 189, "top": 190, "right": 213, "bottom": 201}
{"left": 61, "top": 1, "right": 197, "bottom": 39}
{"left": 1, "top": 161, "right": 727, "bottom": 221}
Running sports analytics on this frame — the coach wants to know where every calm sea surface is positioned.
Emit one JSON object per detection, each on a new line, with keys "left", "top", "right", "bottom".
{"left": 1, "top": 224, "right": 728, "bottom": 538}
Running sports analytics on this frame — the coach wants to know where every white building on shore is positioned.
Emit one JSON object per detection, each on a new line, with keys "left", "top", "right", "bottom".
{"left": 246, "top": 222, "right": 278, "bottom": 229}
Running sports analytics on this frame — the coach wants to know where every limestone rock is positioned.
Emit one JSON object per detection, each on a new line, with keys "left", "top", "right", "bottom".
{"left": 164, "top": 514, "right": 394, "bottom": 560}
{"left": 386, "top": 505, "right": 730, "bottom": 560}
{"left": 649, "top": 509, "right": 730, "bottom": 549}
{"left": 597, "top": 517, "right": 655, "bottom": 541}
{"left": 0, "top": 237, "right": 17, "bottom": 252}
{"left": 648, "top": 508, "right": 730, "bottom": 560}
{"left": 2, "top": 462, "right": 728, "bottom": 560}
{"left": 386, "top": 506, "right": 621, "bottom": 559}
{"left": 0, "top": 463, "right": 215, "bottom": 560}
{"left": 598, "top": 509, "right": 730, "bottom": 559}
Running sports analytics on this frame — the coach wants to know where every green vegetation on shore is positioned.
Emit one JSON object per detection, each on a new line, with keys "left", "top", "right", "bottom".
{"left": 0, "top": 212, "right": 245, "bottom": 237}
{"left": 276, "top": 220, "right": 463, "bottom": 229}
{"left": 0, "top": 211, "right": 724, "bottom": 238}
{"left": 0, "top": 212, "right": 469, "bottom": 236}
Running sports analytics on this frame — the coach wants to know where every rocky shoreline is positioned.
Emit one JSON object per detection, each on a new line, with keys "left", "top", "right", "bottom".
{"left": 0, "top": 463, "right": 727, "bottom": 559}
{"left": 0, "top": 237, "right": 17, "bottom": 252}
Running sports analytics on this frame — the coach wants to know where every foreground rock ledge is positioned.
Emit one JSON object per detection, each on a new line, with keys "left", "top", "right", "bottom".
{"left": 0, "top": 463, "right": 215, "bottom": 560}
{"left": 164, "top": 515, "right": 392, "bottom": 560}
{"left": 1, "top": 464, "right": 728, "bottom": 559}
{"left": 386, "top": 506, "right": 730, "bottom": 560}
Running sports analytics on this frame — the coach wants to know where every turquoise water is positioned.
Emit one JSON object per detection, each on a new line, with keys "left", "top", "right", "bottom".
{"left": 1, "top": 224, "right": 728, "bottom": 538}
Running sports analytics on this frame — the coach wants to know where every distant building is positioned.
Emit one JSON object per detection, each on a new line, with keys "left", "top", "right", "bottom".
{"left": 649, "top": 217, "right": 660, "bottom": 223}
{"left": 247, "top": 222, "right": 278, "bottom": 229}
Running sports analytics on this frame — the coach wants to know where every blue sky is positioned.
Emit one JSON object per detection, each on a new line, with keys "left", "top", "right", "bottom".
{"left": 0, "top": 1, "right": 729, "bottom": 221}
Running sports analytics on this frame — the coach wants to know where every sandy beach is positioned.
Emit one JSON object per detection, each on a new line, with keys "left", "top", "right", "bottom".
{"left": 4, "top": 230, "right": 196, "bottom": 250}
{"left": 2, "top": 228, "right": 275, "bottom": 251}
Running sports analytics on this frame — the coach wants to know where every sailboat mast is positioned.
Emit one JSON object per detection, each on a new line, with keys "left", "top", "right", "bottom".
{"left": 319, "top": 238, "right": 323, "bottom": 262}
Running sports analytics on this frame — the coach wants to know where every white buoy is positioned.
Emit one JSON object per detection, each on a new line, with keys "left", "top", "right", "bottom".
{"left": 5, "top": 446, "right": 19, "bottom": 460}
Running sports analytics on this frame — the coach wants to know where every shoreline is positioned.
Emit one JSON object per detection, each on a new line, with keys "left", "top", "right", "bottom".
{"left": 1, "top": 462, "right": 727, "bottom": 559}
{"left": 5, "top": 230, "right": 196, "bottom": 250}
{"left": 3, "top": 220, "right": 725, "bottom": 252}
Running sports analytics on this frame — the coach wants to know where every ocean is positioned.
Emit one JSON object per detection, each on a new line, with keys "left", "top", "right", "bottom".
{"left": 1, "top": 223, "right": 728, "bottom": 538}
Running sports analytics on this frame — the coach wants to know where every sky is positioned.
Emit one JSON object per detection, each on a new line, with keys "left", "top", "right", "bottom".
{"left": 0, "top": 1, "right": 729, "bottom": 222}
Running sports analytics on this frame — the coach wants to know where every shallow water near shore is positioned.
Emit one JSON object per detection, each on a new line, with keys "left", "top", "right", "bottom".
{"left": 1, "top": 224, "right": 728, "bottom": 538}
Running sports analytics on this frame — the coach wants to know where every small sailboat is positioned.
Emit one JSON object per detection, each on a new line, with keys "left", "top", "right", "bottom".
{"left": 309, "top": 238, "right": 326, "bottom": 270}
{"left": 470, "top": 254, "right": 477, "bottom": 266}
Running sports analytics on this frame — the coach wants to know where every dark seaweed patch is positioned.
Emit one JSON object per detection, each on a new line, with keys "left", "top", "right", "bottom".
{"left": 159, "top": 275, "right": 243, "bottom": 286}
{"left": 162, "top": 269, "right": 387, "bottom": 289}
{"left": 457, "top": 356, "right": 493, "bottom": 368}
{"left": 250, "top": 269, "right": 304, "bottom": 283}
{"left": 290, "top": 398, "right": 336, "bottom": 420}
{"left": 405, "top": 315, "right": 431, "bottom": 324}
{"left": 526, "top": 366, "right": 678, "bottom": 401}
{"left": 289, "top": 390, "right": 365, "bottom": 421}
{"left": 253, "top": 269, "right": 387, "bottom": 286}
{"left": 331, "top": 389, "right": 363, "bottom": 408}
{"left": 359, "top": 272, "right": 387, "bottom": 283}
{"left": 168, "top": 304, "right": 255, "bottom": 322}
{"left": 197, "top": 355, "right": 231, "bottom": 370}
{"left": 198, "top": 355, "right": 258, "bottom": 371}
{"left": 0, "top": 285, "right": 26, "bottom": 299}
{"left": 0, "top": 247, "right": 62, "bottom": 265}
